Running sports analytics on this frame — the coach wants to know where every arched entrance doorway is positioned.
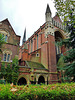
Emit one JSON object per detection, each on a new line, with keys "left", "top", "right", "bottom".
{"left": 18, "top": 77, "right": 27, "bottom": 85}
{"left": 38, "top": 76, "right": 45, "bottom": 84}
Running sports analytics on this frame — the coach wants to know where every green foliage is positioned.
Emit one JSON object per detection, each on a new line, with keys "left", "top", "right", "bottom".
{"left": 64, "top": 49, "right": 75, "bottom": 63}
{"left": 0, "top": 83, "right": 75, "bottom": 100}
{"left": 57, "top": 55, "right": 66, "bottom": 82}
{"left": 54, "top": 0, "right": 75, "bottom": 82}
{"left": 63, "top": 61, "right": 75, "bottom": 79}
{"left": 0, "top": 57, "right": 1, "bottom": 62}
{"left": 0, "top": 56, "right": 19, "bottom": 84}
{"left": 6, "top": 63, "right": 12, "bottom": 83}
{"left": 0, "top": 79, "right": 5, "bottom": 84}
{"left": 54, "top": 0, "right": 75, "bottom": 23}
{"left": 0, "top": 62, "right": 6, "bottom": 79}
{"left": 12, "top": 72, "right": 19, "bottom": 85}
{"left": 57, "top": 55, "right": 66, "bottom": 70}
{"left": 12, "top": 56, "right": 19, "bottom": 84}
{"left": 0, "top": 34, "right": 6, "bottom": 53}
{"left": 12, "top": 56, "right": 19, "bottom": 68}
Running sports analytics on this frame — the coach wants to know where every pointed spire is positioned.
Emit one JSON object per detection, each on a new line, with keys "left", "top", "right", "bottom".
{"left": 46, "top": 4, "right": 51, "bottom": 14}
{"left": 45, "top": 4, "right": 52, "bottom": 22}
{"left": 22, "top": 28, "right": 26, "bottom": 45}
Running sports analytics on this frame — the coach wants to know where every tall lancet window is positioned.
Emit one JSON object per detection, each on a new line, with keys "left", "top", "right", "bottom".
{"left": 5, "top": 35, "right": 7, "bottom": 42}
{"left": 37, "top": 34, "right": 38, "bottom": 49}
{"left": 7, "top": 54, "right": 10, "bottom": 61}
{"left": 3, "top": 53, "right": 7, "bottom": 61}
{"left": 31, "top": 39, "right": 33, "bottom": 52}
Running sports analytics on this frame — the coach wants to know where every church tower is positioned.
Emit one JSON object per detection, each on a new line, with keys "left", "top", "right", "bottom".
{"left": 22, "top": 28, "right": 26, "bottom": 45}
{"left": 45, "top": 4, "right": 52, "bottom": 23}
{"left": 45, "top": 4, "right": 54, "bottom": 38}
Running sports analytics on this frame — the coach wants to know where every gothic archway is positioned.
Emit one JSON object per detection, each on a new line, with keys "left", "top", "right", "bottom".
{"left": 38, "top": 76, "right": 45, "bottom": 84}
{"left": 18, "top": 77, "right": 27, "bottom": 85}
{"left": 55, "top": 31, "right": 64, "bottom": 40}
{"left": 54, "top": 31, "right": 64, "bottom": 63}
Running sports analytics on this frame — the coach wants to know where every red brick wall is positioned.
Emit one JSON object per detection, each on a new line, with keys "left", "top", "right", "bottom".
{"left": 1, "top": 43, "right": 19, "bottom": 61}
{"left": 47, "top": 35, "right": 57, "bottom": 72}
{"left": 47, "top": 35, "right": 58, "bottom": 81}
{"left": 0, "top": 20, "right": 20, "bottom": 46}
{"left": 53, "top": 15, "right": 62, "bottom": 23}
{"left": 29, "top": 49, "right": 41, "bottom": 63}
{"left": 22, "top": 49, "right": 28, "bottom": 61}
{"left": 41, "top": 43, "right": 48, "bottom": 69}
{"left": 0, "top": 19, "right": 20, "bottom": 61}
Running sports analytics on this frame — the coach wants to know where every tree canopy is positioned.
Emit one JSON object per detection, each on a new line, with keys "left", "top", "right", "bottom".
{"left": 54, "top": 0, "right": 75, "bottom": 81}
{"left": 54, "top": 0, "right": 75, "bottom": 22}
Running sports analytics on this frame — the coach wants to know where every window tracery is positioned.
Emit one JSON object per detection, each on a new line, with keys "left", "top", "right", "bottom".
{"left": 0, "top": 29, "right": 10, "bottom": 42}
{"left": 3, "top": 50, "right": 12, "bottom": 62}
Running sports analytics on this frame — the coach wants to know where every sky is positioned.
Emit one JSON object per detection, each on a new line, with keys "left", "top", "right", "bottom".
{"left": 0, "top": 0, "right": 56, "bottom": 45}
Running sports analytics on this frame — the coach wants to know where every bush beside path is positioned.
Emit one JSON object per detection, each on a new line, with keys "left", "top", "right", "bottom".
{"left": 0, "top": 82, "right": 75, "bottom": 100}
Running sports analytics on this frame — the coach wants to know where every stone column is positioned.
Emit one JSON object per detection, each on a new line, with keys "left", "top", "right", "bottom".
{"left": 36, "top": 75, "right": 39, "bottom": 84}
{"left": 45, "top": 75, "right": 48, "bottom": 85}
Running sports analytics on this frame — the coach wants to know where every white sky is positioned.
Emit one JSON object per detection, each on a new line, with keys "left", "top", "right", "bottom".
{"left": 0, "top": 0, "right": 56, "bottom": 45}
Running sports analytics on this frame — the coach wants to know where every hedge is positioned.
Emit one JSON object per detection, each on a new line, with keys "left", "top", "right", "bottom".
{"left": 0, "top": 83, "right": 75, "bottom": 100}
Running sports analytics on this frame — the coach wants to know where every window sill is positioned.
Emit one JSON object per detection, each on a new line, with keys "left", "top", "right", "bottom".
{"left": 1, "top": 60, "right": 12, "bottom": 62}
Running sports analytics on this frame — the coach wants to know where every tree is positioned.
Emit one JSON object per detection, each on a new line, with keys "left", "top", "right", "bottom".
{"left": 12, "top": 56, "right": 19, "bottom": 84}
{"left": 57, "top": 55, "right": 66, "bottom": 82}
{"left": 0, "top": 34, "right": 5, "bottom": 53}
{"left": 0, "top": 62, "right": 6, "bottom": 79}
{"left": 6, "top": 63, "right": 12, "bottom": 83}
{"left": 54, "top": 0, "right": 75, "bottom": 81}
{"left": 0, "top": 56, "right": 19, "bottom": 84}
{"left": 54, "top": 0, "right": 75, "bottom": 22}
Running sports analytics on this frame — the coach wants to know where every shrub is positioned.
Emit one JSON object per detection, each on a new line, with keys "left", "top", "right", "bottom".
{"left": 0, "top": 79, "right": 5, "bottom": 84}
{"left": 0, "top": 83, "right": 75, "bottom": 100}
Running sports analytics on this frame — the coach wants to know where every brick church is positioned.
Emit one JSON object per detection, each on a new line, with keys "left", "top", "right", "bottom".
{"left": 0, "top": 4, "right": 68, "bottom": 85}
{"left": 18, "top": 4, "right": 67, "bottom": 85}
{"left": 0, "top": 19, "right": 20, "bottom": 63}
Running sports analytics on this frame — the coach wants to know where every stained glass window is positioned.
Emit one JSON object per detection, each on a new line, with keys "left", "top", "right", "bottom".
{"left": 4, "top": 53, "right": 7, "bottom": 61}
{"left": 7, "top": 54, "right": 10, "bottom": 61}
{"left": 5, "top": 35, "right": 7, "bottom": 42}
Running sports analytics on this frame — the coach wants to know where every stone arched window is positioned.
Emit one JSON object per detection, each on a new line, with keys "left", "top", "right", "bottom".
{"left": 0, "top": 29, "right": 10, "bottom": 42}
{"left": 3, "top": 50, "right": 12, "bottom": 62}
{"left": 1, "top": 33, "right": 8, "bottom": 42}
{"left": 55, "top": 31, "right": 65, "bottom": 55}
{"left": 55, "top": 44, "right": 61, "bottom": 55}
{"left": 3, "top": 53, "right": 7, "bottom": 61}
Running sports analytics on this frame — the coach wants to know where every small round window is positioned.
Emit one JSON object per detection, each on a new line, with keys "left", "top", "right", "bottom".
{"left": 36, "top": 53, "right": 39, "bottom": 57}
